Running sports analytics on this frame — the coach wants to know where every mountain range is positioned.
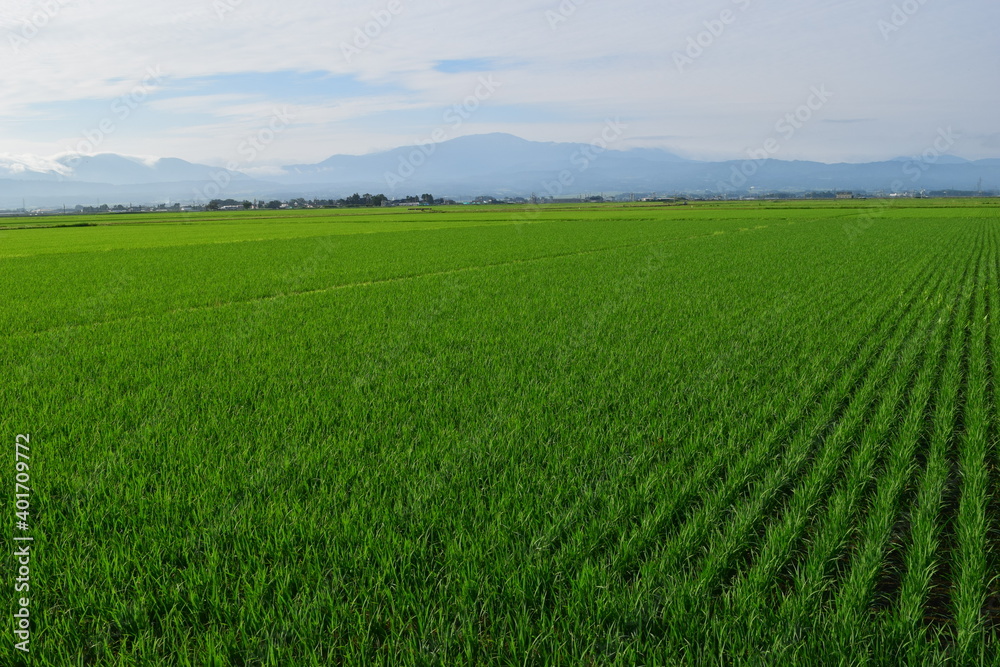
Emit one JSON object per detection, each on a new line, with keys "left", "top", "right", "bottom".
{"left": 2, "top": 133, "right": 998, "bottom": 209}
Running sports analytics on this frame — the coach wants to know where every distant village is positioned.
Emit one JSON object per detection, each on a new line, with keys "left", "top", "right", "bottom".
{"left": 1, "top": 188, "right": 995, "bottom": 217}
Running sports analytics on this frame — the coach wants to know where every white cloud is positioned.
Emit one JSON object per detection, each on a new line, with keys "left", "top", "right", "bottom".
{"left": 0, "top": 153, "right": 71, "bottom": 176}
{"left": 0, "top": 0, "right": 996, "bottom": 163}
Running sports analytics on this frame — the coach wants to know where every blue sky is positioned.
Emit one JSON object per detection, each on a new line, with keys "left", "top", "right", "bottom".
{"left": 0, "top": 0, "right": 997, "bottom": 168}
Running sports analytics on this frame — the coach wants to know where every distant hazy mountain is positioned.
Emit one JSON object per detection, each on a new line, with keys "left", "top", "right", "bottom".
{"left": 0, "top": 153, "right": 268, "bottom": 208}
{"left": 58, "top": 154, "right": 255, "bottom": 187}
{"left": 273, "top": 133, "right": 696, "bottom": 196}
{"left": 2, "top": 134, "right": 998, "bottom": 208}
{"left": 264, "top": 133, "right": 1000, "bottom": 197}
{"left": 0, "top": 154, "right": 246, "bottom": 185}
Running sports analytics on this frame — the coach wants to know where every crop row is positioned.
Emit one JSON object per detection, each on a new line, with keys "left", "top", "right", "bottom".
{"left": 1, "top": 204, "right": 996, "bottom": 664}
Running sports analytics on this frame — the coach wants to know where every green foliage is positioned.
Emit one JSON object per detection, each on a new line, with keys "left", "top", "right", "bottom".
{"left": 2, "top": 201, "right": 998, "bottom": 664}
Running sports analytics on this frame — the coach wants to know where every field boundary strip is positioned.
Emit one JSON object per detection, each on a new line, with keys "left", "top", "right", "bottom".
{"left": 11, "top": 222, "right": 797, "bottom": 341}
{"left": 0, "top": 215, "right": 802, "bottom": 259}
{"left": 0, "top": 221, "right": 546, "bottom": 259}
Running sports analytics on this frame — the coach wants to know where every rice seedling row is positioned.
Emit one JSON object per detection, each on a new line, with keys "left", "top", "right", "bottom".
{"left": 1, "top": 202, "right": 997, "bottom": 665}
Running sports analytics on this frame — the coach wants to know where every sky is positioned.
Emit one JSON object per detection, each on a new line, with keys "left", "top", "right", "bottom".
{"left": 0, "top": 0, "right": 997, "bottom": 169}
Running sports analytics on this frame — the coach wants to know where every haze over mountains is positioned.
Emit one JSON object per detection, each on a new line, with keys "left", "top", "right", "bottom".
{"left": 2, "top": 133, "right": 998, "bottom": 209}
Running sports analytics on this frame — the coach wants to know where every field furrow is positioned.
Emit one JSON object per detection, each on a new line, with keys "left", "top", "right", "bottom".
{"left": 3, "top": 202, "right": 999, "bottom": 665}
{"left": 645, "top": 234, "right": 957, "bottom": 656}
{"left": 731, "top": 222, "right": 972, "bottom": 657}
{"left": 950, "top": 220, "right": 991, "bottom": 663}
{"left": 828, "top": 221, "right": 983, "bottom": 661}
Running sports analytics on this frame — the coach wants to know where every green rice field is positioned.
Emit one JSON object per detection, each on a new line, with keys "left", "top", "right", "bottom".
{"left": 4, "top": 200, "right": 1000, "bottom": 665}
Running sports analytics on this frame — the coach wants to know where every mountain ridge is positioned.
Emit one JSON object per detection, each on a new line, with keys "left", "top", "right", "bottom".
{"left": 2, "top": 133, "right": 998, "bottom": 208}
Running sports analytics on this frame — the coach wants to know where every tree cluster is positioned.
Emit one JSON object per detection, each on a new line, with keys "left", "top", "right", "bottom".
{"left": 339, "top": 193, "right": 388, "bottom": 208}
{"left": 207, "top": 199, "right": 253, "bottom": 210}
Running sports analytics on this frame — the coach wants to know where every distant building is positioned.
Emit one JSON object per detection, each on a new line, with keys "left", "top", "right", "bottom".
{"left": 836, "top": 192, "right": 855, "bottom": 199}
